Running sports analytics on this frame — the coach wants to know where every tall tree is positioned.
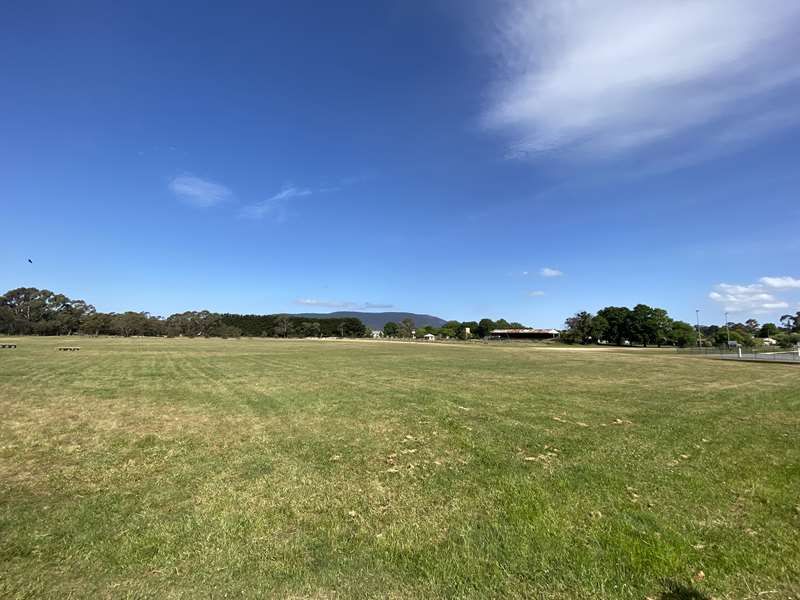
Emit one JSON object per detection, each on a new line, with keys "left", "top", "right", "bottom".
{"left": 758, "top": 322, "right": 778, "bottom": 338}
{"left": 563, "top": 311, "right": 596, "bottom": 344}
{"left": 780, "top": 312, "right": 800, "bottom": 333}
{"left": 397, "top": 318, "right": 415, "bottom": 338}
{"left": 596, "top": 306, "right": 631, "bottom": 345}
{"left": 628, "top": 304, "right": 665, "bottom": 347}
{"left": 744, "top": 319, "right": 760, "bottom": 335}
{"left": 274, "top": 315, "right": 292, "bottom": 338}
{"left": 476, "top": 318, "right": 496, "bottom": 338}
{"left": 670, "top": 321, "right": 697, "bottom": 347}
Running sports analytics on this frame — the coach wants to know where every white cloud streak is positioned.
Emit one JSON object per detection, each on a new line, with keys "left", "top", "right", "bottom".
{"left": 168, "top": 175, "right": 232, "bottom": 207}
{"left": 528, "top": 290, "right": 545, "bottom": 297}
{"left": 241, "top": 185, "right": 312, "bottom": 220}
{"left": 540, "top": 267, "right": 563, "bottom": 277}
{"left": 294, "top": 299, "right": 394, "bottom": 310}
{"left": 484, "top": 0, "right": 800, "bottom": 162}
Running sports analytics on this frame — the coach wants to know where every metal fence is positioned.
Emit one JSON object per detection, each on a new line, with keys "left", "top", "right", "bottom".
{"left": 676, "top": 346, "right": 800, "bottom": 363}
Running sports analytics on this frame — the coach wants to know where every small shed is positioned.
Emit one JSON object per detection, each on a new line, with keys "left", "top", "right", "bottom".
{"left": 423, "top": 333, "right": 435, "bottom": 341}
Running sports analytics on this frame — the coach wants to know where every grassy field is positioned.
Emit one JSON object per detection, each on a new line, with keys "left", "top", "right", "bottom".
{"left": 1, "top": 337, "right": 798, "bottom": 599}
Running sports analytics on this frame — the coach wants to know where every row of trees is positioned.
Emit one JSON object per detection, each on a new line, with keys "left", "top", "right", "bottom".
{"left": 0, "top": 288, "right": 526, "bottom": 341}
{"left": 0, "top": 288, "right": 366, "bottom": 339}
{"left": 381, "top": 317, "right": 527, "bottom": 339}
{"left": 218, "top": 313, "right": 366, "bottom": 338}
{"left": 562, "top": 305, "right": 692, "bottom": 347}
{"left": 5, "top": 286, "right": 798, "bottom": 346}
{"left": 697, "top": 315, "right": 800, "bottom": 348}
{"left": 562, "top": 304, "right": 800, "bottom": 348}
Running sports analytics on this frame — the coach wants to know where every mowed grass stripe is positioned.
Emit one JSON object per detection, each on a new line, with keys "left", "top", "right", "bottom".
{"left": 0, "top": 337, "right": 798, "bottom": 599}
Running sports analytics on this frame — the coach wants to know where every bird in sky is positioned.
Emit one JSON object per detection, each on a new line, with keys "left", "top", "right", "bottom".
{"left": 27, "top": 259, "right": 33, "bottom": 264}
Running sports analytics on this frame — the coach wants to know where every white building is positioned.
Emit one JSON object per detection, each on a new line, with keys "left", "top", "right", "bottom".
{"left": 423, "top": 333, "right": 435, "bottom": 341}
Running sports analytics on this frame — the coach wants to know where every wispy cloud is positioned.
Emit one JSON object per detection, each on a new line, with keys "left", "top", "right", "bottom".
{"left": 294, "top": 299, "right": 394, "bottom": 310}
{"left": 759, "top": 276, "right": 800, "bottom": 289}
{"left": 239, "top": 175, "right": 369, "bottom": 221}
{"left": 317, "top": 175, "right": 373, "bottom": 194}
{"left": 528, "top": 290, "right": 545, "bottom": 297}
{"left": 709, "top": 282, "right": 790, "bottom": 314}
{"left": 168, "top": 175, "right": 232, "bottom": 207}
{"left": 271, "top": 186, "right": 312, "bottom": 202}
{"left": 483, "top": 1, "right": 800, "bottom": 163}
{"left": 241, "top": 185, "right": 312, "bottom": 220}
{"left": 540, "top": 267, "right": 563, "bottom": 278}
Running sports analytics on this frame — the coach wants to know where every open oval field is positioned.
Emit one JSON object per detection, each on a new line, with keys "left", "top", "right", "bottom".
{"left": 1, "top": 337, "right": 798, "bottom": 599}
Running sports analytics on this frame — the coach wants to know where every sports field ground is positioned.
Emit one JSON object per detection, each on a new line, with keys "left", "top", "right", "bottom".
{"left": 1, "top": 337, "right": 798, "bottom": 598}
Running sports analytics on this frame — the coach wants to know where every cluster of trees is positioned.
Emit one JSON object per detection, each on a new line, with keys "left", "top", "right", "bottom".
{"left": 381, "top": 317, "right": 527, "bottom": 339}
{"left": 0, "top": 288, "right": 366, "bottom": 338}
{"left": 697, "top": 314, "right": 800, "bottom": 348}
{"left": 563, "top": 304, "right": 800, "bottom": 348}
{"left": 218, "top": 313, "right": 366, "bottom": 338}
{"left": 0, "top": 288, "right": 95, "bottom": 335}
{"left": 562, "top": 305, "right": 691, "bottom": 347}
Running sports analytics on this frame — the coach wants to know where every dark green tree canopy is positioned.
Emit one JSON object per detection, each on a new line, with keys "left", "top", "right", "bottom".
{"left": 563, "top": 305, "right": 697, "bottom": 347}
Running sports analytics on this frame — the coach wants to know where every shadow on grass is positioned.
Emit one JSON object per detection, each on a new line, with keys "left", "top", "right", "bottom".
{"left": 658, "top": 581, "right": 711, "bottom": 600}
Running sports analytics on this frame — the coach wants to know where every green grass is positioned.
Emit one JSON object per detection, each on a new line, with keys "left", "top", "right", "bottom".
{"left": 1, "top": 337, "right": 798, "bottom": 599}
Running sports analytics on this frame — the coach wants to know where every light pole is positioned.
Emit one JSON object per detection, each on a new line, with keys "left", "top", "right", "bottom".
{"left": 696, "top": 309, "right": 702, "bottom": 348}
{"left": 725, "top": 312, "right": 730, "bottom": 346}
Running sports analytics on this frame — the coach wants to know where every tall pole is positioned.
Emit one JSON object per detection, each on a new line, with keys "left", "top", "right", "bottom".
{"left": 696, "top": 309, "right": 702, "bottom": 347}
{"left": 725, "top": 312, "right": 730, "bottom": 345}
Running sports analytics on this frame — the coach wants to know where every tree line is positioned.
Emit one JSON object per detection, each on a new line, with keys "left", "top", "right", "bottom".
{"left": 218, "top": 313, "right": 366, "bottom": 338}
{"left": 696, "top": 317, "right": 799, "bottom": 348}
{"left": 381, "top": 317, "right": 527, "bottom": 339}
{"left": 562, "top": 304, "right": 800, "bottom": 348}
{"left": 0, "top": 288, "right": 366, "bottom": 338}
{"left": 0, "top": 288, "right": 531, "bottom": 341}
{"left": 5, "top": 286, "right": 798, "bottom": 346}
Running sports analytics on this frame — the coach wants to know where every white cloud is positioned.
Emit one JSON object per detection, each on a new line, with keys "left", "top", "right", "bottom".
{"left": 540, "top": 267, "right": 563, "bottom": 278}
{"left": 168, "top": 175, "right": 232, "bottom": 207}
{"left": 484, "top": 1, "right": 800, "bottom": 162}
{"left": 294, "top": 299, "right": 394, "bottom": 310}
{"left": 528, "top": 290, "right": 545, "bottom": 297}
{"left": 270, "top": 186, "right": 312, "bottom": 202}
{"left": 708, "top": 282, "right": 789, "bottom": 314}
{"left": 759, "top": 276, "right": 800, "bottom": 289}
{"left": 241, "top": 185, "right": 312, "bottom": 220}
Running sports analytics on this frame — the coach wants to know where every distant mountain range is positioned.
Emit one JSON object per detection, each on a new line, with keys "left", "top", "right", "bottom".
{"left": 294, "top": 311, "right": 447, "bottom": 330}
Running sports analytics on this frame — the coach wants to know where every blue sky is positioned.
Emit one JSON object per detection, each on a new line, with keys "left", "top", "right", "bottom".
{"left": 2, "top": 0, "right": 799, "bottom": 328}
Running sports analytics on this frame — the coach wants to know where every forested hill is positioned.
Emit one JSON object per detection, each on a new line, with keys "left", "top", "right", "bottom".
{"left": 294, "top": 311, "right": 446, "bottom": 330}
